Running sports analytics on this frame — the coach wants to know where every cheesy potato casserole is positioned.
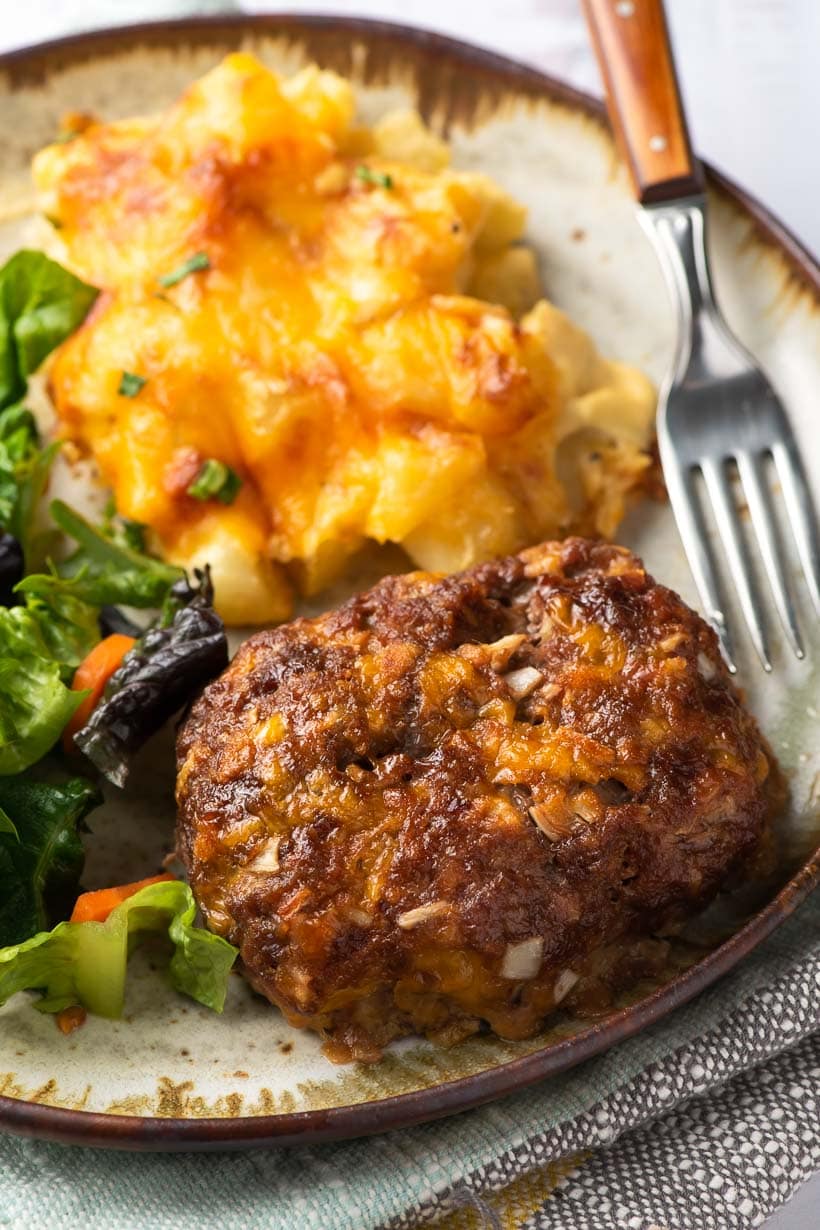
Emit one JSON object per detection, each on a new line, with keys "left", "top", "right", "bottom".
{"left": 34, "top": 54, "right": 655, "bottom": 624}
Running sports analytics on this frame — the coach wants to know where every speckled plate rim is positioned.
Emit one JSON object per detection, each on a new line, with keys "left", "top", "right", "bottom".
{"left": 0, "top": 13, "right": 817, "bottom": 1152}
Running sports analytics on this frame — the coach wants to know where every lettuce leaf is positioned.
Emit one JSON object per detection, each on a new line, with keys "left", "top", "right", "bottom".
{"left": 0, "top": 250, "right": 98, "bottom": 412}
{"left": 0, "top": 583, "right": 99, "bottom": 775}
{"left": 0, "top": 879, "right": 237, "bottom": 1016}
{"left": 14, "top": 571, "right": 107, "bottom": 674}
{"left": 11, "top": 441, "right": 61, "bottom": 568}
{"left": 51, "top": 499, "right": 184, "bottom": 608}
{"left": 0, "top": 807, "right": 18, "bottom": 839}
{"left": 0, "top": 656, "right": 84, "bottom": 776}
{"left": 0, "top": 251, "right": 98, "bottom": 567}
{"left": 0, "top": 404, "right": 37, "bottom": 467}
{"left": 0, "top": 775, "right": 100, "bottom": 946}
{"left": 0, "top": 405, "right": 38, "bottom": 529}
{"left": 0, "top": 406, "right": 62, "bottom": 569}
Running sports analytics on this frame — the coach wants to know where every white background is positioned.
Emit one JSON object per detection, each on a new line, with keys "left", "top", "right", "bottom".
{"left": 1, "top": 3, "right": 817, "bottom": 1226}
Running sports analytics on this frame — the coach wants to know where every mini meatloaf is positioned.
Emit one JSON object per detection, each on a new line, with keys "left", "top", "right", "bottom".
{"left": 176, "top": 539, "right": 773, "bottom": 1061}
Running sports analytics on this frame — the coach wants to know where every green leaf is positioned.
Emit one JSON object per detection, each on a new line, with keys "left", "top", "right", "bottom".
{"left": 355, "top": 165, "right": 394, "bottom": 190}
{"left": 50, "top": 499, "right": 184, "bottom": 608}
{"left": 0, "top": 776, "right": 100, "bottom": 946}
{"left": 0, "top": 404, "right": 39, "bottom": 463}
{"left": 120, "top": 519, "right": 146, "bottom": 552}
{"left": 9, "top": 440, "right": 61, "bottom": 567}
{"left": 0, "top": 580, "right": 97, "bottom": 774}
{"left": 157, "top": 251, "right": 210, "bottom": 288}
{"left": 186, "top": 458, "right": 242, "bottom": 505}
{"left": 0, "top": 602, "right": 51, "bottom": 660}
{"left": 14, "top": 571, "right": 101, "bottom": 674}
{"left": 0, "top": 879, "right": 237, "bottom": 1016}
{"left": 0, "top": 807, "right": 18, "bottom": 840}
{"left": 117, "top": 371, "right": 146, "bottom": 398}
{"left": 0, "top": 471, "right": 16, "bottom": 531}
{"left": 99, "top": 496, "right": 147, "bottom": 554}
{"left": 0, "top": 655, "right": 85, "bottom": 776}
{"left": 0, "top": 405, "right": 42, "bottom": 537}
{"left": 0, "top": 250, "right": 96, "bottom": 548}
{"left": 0, "top": 250, "right": 98, "bottom": 412}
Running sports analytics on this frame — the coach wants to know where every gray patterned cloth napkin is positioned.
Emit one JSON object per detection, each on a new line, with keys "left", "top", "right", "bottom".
{"left": 392, "top": 899, "right": 820, "bottom": 1229}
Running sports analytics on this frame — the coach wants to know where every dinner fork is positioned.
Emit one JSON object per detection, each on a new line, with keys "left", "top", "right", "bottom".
{"left": 581, "top": 0, "right": 820, "bottom": 671}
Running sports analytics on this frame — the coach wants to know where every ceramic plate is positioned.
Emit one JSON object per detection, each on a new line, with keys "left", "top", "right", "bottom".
{"left": 0, "top": 16, "right": 817, "bottom": 1151}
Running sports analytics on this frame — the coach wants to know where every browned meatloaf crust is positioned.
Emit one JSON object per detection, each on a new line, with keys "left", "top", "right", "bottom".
{"left": 176, "top": 539, "right": 773, "bottom": 1061}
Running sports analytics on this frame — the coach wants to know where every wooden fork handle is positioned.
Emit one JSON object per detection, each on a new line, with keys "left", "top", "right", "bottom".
{"left": 581, "top": 0, "right": 704, "bottom": 205}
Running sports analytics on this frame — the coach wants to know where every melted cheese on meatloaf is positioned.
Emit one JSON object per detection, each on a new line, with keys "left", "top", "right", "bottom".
{"left": 34, "top": 54, "right": 655, "bottom": 624}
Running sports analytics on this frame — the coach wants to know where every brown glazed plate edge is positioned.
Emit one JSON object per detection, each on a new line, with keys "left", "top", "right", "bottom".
{"left": 0, "top": 13, "right": 817, "bottom": 1151}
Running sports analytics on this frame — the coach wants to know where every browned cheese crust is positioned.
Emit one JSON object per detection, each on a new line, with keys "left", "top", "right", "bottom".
{"left": 176, "top": 539, "right": 772, "bottom": 1061}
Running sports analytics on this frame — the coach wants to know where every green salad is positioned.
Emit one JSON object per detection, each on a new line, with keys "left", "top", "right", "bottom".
{"left": 0, "top": 250, "right": 236, "bottom": 1026}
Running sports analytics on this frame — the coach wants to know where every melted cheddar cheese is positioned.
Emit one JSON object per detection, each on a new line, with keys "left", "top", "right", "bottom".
{"left": 34, "top": 54, "right": 655, "bottom": 624}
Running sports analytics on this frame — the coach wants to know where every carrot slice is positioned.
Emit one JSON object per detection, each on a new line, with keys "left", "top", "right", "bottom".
{"left": 70, "top": 873, "right": 176, "bottom": 924}
{"left": 62, "top": 633, "right": 136, "bottom": 752}
{"left": 56, "top": 1005, "right": 87, "bottom": 1035}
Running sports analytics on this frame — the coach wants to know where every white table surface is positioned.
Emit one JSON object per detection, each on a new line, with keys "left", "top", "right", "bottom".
{"left": 0, "top": 2, "right": 817, "bottom": 1226}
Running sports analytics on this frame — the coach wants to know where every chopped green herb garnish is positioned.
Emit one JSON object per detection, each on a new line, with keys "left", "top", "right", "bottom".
{"left": 186, "top": 459, "right": 242, "bottom": 505}
{"left": 44, "top": 214, "right": 63, "bottom": 231}
{"left": 117, "top": 371, "right": 146, "bottom": 398}
{"left": 119, "top": 518, "right": 146, "bottom": 553}
{"left": 355, "top": 165, "right": 394, "bottom": 190}
{"left": 158, "top": 252, "right": 211, "bottom": 289}
{"left": 53, "top": 130, "right": 80, "bottom": 146}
